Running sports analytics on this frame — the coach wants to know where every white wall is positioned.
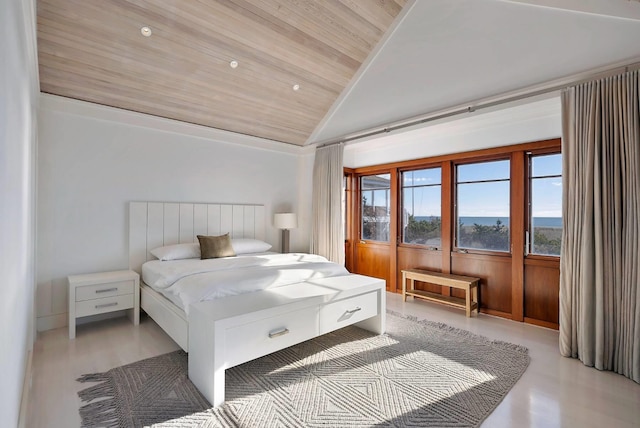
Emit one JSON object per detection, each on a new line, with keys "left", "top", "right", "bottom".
{"left": 0, "top": 0, "right": 39, "bottom": 426}
{"left": 37, "top": 95, "right": 309, "bottom": 330}
{"left": 344, "top": 97, "right": 562, "bottom": 168}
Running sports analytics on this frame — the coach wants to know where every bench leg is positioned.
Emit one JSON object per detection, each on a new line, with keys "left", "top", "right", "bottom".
{"left": 465, "top": 288, "right": 471, "bottom": 318}
{"left": 472, "top": 284, "right": 478, "bottom": 315}
{"left": 402, "top": 272, "right": 407, "bottom": 302}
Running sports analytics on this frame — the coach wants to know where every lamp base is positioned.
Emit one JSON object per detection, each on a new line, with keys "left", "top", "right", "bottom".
{"left": 281, "top": 229, "right": 290, "bottom": 253}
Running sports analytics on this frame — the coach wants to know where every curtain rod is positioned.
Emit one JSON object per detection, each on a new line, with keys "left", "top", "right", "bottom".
{"left": 316, "top": 59, "right": 640, "bottom": 149}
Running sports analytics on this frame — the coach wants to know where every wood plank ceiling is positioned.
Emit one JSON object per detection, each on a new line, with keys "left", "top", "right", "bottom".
{"left": 37, "top": 0, "right": 407, "bottom": 146}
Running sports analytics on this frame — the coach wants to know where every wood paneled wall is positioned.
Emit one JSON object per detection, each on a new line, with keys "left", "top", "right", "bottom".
{"left": 524, "top": 258, "right": 560, "bottom": 328}
{"left": 355, "top": 243, "right": 392, "bottom": 289}
{"left": 346, "top": 139, "right": 561, "bottom": 329}
{"left": 397, "top": 247, "right": 442, "bottom": 293}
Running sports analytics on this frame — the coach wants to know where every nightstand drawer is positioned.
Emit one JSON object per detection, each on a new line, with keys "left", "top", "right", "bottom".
{"left": 76, "top": 280, "right": 134, "bottom": 301}
{"left": 75, "top": 294, "right": 134, "bottom": 317}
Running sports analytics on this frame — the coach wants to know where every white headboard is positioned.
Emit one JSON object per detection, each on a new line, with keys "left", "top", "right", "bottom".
{"left": 129, "top": 202, "right": 265, "bottom": 273}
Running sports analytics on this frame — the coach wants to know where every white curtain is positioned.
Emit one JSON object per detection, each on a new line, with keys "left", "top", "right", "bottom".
{"left": 560, "top": 70, "right": 640, "bottom": 383}
{"left": 311, "top": 143, "right": 345, "bottom": 265}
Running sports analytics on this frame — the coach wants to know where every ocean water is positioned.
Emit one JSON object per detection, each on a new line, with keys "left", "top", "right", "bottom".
{"left": 414, "top": 216, "right": 562, "bottom": 228}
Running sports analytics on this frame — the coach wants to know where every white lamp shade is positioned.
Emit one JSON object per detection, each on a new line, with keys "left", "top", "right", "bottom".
{"left": 274, "top": 213, "right": 297, "bottom": 229}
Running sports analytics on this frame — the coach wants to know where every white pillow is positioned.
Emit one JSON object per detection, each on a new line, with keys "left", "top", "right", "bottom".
{"left": 150, "top": 243, "right": 200, "bottom": 261}
{"left": 231, "top": 239, "right": 272, "bottom": 254}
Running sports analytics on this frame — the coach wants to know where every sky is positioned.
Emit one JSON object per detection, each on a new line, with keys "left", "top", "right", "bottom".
{"left": 365, "top": 153, "right": 562, "bottom": 218}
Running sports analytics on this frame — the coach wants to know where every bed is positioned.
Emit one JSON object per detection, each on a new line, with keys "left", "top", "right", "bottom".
{"left": 129, "top": 201, "right": 386, "bottom": 406}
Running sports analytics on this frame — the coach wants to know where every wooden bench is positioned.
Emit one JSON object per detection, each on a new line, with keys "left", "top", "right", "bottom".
{"left": 401, "top": 269, "right": 480, "bottom": 317}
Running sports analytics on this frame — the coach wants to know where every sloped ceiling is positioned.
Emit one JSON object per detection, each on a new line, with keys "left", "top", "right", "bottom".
{"left": 310, "top": 0, "right": 640, "bottom": 145}
{"left": 37, "top": 0, "right": 640, "bottom": 148}
{"left": 37, "top": 0, "right": 406, "bottom": 146}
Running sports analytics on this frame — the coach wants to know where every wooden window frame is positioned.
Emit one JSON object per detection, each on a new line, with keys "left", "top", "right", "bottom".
{"left": 398, "top": 164, "right": 443, "bottom": 250}
{"left": 346, "top": 138, "right": 562, "bottom": 323}
{"left": 452, "top": 155, "right": 513, "bottom": 256}
{"left": 359, "top": 172, "right": 393, "bottom": 243}
{"left": 525, "top": 148, "right": 562, "bottom": 261}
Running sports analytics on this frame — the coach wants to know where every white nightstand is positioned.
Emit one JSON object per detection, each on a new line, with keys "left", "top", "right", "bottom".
{"left": 68, "top": 270, "right": 140, "bottom": 339}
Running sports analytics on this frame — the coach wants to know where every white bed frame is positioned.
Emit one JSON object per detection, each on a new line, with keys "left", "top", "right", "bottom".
{"left": 129, "top": 201, "right": 266, "bottom": 351}
{"left": 129, "top": 201, "right": 386, "bottom": 407}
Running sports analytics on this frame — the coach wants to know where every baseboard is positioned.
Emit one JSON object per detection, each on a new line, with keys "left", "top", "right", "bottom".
{"left": 36, "top": 313, "right": 66, "bottom": 331}
{"left": 480, "top": 308, "right": 513, "bottom": 320}
{"left": 524, "top": 317, "right": 559, "bottom": 330}
{"left": 17, "top": 349, "right": 33, "bottom": 428}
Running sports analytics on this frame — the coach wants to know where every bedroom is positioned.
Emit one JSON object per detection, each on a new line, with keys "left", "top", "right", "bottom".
{"left": 3, "top": 0, "right": 640, "bottom": 427}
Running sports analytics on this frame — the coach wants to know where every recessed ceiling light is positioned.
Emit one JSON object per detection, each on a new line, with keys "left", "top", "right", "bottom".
{"left": 292, "top": 84, "right": 300, "bottom": 91}
{"left": 140, "top": 26, "right": 152, "bottom": 37}
{"left": 229, "top": 60, "right": 239, "bottom": 69}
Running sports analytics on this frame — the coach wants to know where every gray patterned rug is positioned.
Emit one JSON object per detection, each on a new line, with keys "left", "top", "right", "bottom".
{"left": 77, "top": 311, "right": 529, "bottom": 427}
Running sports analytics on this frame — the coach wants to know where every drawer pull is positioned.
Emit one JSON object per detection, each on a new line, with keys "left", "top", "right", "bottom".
{"left": 95, "top": 287, "right": 118, "bottom": 294}
{"left": 95, "top": 302, "right": 118, "bottom": 309}
{"left": 346, "top": 307, "right": 362, "bottom": 315}
{"left": 268, "top": 328, "right": 290, "bottom": 339}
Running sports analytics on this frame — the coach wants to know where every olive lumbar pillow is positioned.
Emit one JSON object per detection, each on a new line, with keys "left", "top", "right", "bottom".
{"left": 197, "top": 233, "right": 236, "bottom": 259}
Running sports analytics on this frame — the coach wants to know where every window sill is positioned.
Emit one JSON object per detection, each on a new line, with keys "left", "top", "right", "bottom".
{"left": 452, "top": 249, "right": 512, "bottom": 258}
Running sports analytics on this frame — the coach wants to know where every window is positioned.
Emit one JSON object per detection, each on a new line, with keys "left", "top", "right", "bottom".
{"left": 401, "top": 168, "right": 441, "bottom": 247}
{"left": 456, "top": 159, "right": 510, "bottom": 252}
{"left": 529, "top": 153, "right": 562, "bottom": 256}
{"left": 361, "top": 174, "right": 390, "bottom": 242}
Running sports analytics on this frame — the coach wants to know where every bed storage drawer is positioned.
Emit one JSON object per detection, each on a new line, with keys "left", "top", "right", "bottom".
{"left": 75, "top": 294, "right": 134, "bottom": 318}
{"left": 319, "top": 291, "right": 378, "bottom": 335}
{"left": 75, "top": 280, "right": 134, "bottom": 301}
{"left": 225, "top": 307, "right": 319, "bottom": 367}
{"left": 188, "top": 277, "right": 386, "bottom": 408}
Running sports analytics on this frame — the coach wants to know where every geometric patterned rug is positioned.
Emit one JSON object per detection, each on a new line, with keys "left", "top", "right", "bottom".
{"left": 77, "top": 311, "right": 530, "bottom": 427}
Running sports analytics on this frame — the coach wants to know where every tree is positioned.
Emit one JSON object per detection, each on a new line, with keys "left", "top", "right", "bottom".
{"left": 533, "top": 229, "right": 561, "bottom": 255}
{"left": 459, "top": 219, "right": 509, "bottom": 251}
{"left": 404, "top": 215, "right": 441, "bottom": 244}
{"left": 362, "top": 195, "right": 388, "bottom": 241}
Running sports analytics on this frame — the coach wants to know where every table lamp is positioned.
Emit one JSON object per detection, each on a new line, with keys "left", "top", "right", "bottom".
{"left": 274, "top": 213, "right": 297, "bottom": 253}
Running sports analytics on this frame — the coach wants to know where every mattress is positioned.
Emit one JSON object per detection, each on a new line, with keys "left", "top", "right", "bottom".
{"left": 142, "top": 282, "right": 187, "bottom": 311}
{"left": 141, "top": 252, "right": 349, "bottom": 314}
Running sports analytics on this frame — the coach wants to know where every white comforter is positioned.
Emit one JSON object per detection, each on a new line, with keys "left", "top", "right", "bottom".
{"left": 142, "top": 253, "right": 349, "bottom": 313}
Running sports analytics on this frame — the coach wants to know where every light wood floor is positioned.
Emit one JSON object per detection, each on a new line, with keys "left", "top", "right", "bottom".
{"left": 27, "top": 292, "right": 640, "bottom": 427}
